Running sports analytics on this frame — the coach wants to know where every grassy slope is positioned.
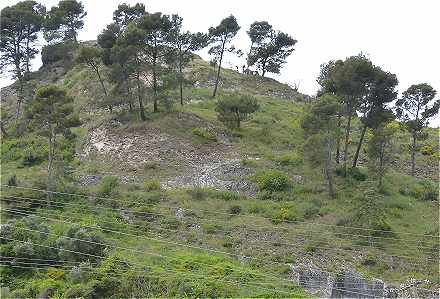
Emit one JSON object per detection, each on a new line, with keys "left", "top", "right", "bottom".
{"left": 1, "top": 51, "right": 439, "bottom": 297}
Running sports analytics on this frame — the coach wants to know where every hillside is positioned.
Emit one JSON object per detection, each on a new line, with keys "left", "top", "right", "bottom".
{"left": 1, "top": 41, "right": 439, "bottom": 298}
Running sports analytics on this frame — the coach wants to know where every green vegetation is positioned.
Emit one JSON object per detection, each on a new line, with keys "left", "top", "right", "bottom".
{"left": 1, "top": 0, "right": 439, "bottom": 297}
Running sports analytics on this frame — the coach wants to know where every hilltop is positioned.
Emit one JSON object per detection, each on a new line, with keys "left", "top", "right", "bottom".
{"left": 1, "top": 41, "right": 439, "bottom": 298}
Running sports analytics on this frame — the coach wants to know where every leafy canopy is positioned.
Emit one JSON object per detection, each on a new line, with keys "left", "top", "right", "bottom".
{"left": 247, "top": 21, "right": 296, "bottom": 76}
{"left": 215, "top": 93, "right": 259, "bottom": 129}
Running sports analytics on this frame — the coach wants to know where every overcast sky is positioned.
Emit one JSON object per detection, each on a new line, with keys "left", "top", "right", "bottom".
{"left": 1, "top": 0, "right": 439, "bottom": 124}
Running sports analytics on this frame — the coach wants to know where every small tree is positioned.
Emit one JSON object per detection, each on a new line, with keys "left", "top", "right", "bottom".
{"left": 367, "top": 120, "right": 398, "bottom": 188}
{"left": 215, "top": 93, "right": 259, "bottom": 129}
{"left": 44, "top": 0, "right": 86, "bottom": 43}
{"left": 352, "top": 67, "right": 398, "bottom": 168}
{"left": 247, "top": 21, "right": 296, "bottom": 77}
{"left": 16, "top": 1, "right": 46, "bottom": 73}
{"left": 208, "top": 15, "right": 240, "bottom": 98}
{"left": 395, "top": 83, "right": 439, "bottom": 176}
{"left": 113, "top": 2, "right": 146, "bottom": 28}
{"left": 0, "top": 2, "right": 44, "bottom": 118}
{"left": 301, "top": 94, "right": 342, "bottom": 198}
{"left": 169, "top": 15, "right": 208, "bottom": 105}
{"left": 136, "top": 12, "right": 178, "bottom": 112}
{"left": 27, "top": 85, "right": 77, "bottom": 205}
{"left": 74, "top": 45, "right": 111, "bottom": 112}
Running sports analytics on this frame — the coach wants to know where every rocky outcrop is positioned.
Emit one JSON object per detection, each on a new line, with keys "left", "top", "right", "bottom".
{"left": 289, "top": 263, "right": 438, "bottom": 298}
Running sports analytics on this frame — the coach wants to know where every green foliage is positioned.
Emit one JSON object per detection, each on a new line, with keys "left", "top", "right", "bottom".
{"left": 41, "top": 42, "right": 77, "bottom": 66}
{"left": 420, "top": 144, "right": 434, "bottom": 156}
{"left": 346, "top": 167, "right": 367, "bottom": 181}
{"left": 338, "top": 189, "right": 394, "bottom": 237}
{"left": 215, "top": 93, "right": 259, "bottom": 128}
{"left": 247, "top": 21, "right": 297, "bottom": 76}
{"left": 143, "top": 161, "right": 159, "bottom": 170}
{"left": 98, "top": 176, "right": 119, "bottom": 197}
{"left": 208, "top": 15, "right": 240, "bottom": 97}
{"left": 402, "top": 180, "right": 438, "bottom": 201}
{"left": 6, "top": 174, "right": 17, "bottom": 186}
{"left": 274, "top": 152, "right": 302, "bottom": 167}
{"left": 367, "top": 122, "right": 398, "bottom": 186}
{"left": 192, "top": 127, "right": 217, "bottom": 141}
{"left": 1, "top": 135, "right": 48, "bottom": 166}
{"left": 254, "top": 169, "right": 291, "bottom": 192}
{"left": 44, "top": 0, "right": 87, "bottom": 43}
{"left": 229, "top": 205, "right": 242, "bottom": 215}
{"left": 56, "top": 225, "right": 106, "bottom": 262}
{"left": 143, "top": 179, "right": 161, "bottom": 191}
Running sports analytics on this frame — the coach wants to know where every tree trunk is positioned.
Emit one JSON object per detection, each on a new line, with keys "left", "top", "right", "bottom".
{"left": 343, "top": 103, "right": 353, "bottom": 175}
{"left": 152, "top": 53, "right": 158, "bottom": 113}
{"left": 411, "top": 131, "right": 417, "bottom": 177}
{"left": 127, "top": 81, "right": 133, "bottom": 112}
{"left": 325, "top": 129, "right": 335, "bottom": 198}
{"left": 179, "top": 54, "right": 184, "bottom": 106}
{"left": 235, "top": 109, "right": 240, "bottom": 128}
{"left": 212, "top": 40, "right": 226, "bottom": 98}
{"left": 25, "top": 27, "right": 31, "bottom": 73}
{"left": 93, "top": 64, "right": 112, "bottom": 113}
{"left": 47, "top": 124, "right": 55, "bottom": 207}
{"left": 335, "top": 114, "right": 341, "bottom": 164}
{"left": 378, "top": 141, "right": 385, "bottom": 188}
{"left": 136, "top": 67, "right": 146, "bottom": 121}
{"left": 352, "top": 124, "right": 367, "bottom": 168}
{"left": 1, "top": 122, "right": 8, "bottom": 138}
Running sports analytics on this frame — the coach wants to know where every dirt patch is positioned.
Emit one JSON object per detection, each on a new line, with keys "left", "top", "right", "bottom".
{"left": 80, "top": 121, "right": 256, "bottom": 194}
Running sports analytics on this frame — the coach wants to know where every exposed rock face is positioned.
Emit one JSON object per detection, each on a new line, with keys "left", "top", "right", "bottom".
{"left": 80, "top": 124, "right": 257, "bottom": 195}
{"left": 162, "top": 158, "right": 257, "bottom": 196}
{"left": 289, "top": 263, "right": 438, "bottom": 298}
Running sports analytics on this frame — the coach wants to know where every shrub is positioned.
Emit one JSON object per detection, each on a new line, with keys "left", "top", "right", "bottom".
{"left": 418, "top": 180, "right": 438, "bottom": 201}
{"left": 215, "top": 93, "right": 259, "bottom": 129}
{"left": 187, "top": 187, "right": 209, "bottom": 200}
{"left": 192, "top": 127, "right": 217, "bottom": 142}
{"left": 274, "top": 152, "right": 303, "bottom": 167}
{"left": 7, "top": 174, "right": 17, "bottom": 186}
{"left": 255, "top": 170, "right": 291, "bottom": 192}
{"left": 143, "top": 179, "right": 161, "bottom": 191}
{"left": 408, "top": 180, "right": 438, "bottom": 201}
{"left": 47, "top": 267, "right": 65, "bottom": 280}
{"left": 42, "top": 42, "right": 77, "bottom": 66}
{"left": 420, "top": 145, "right": 434, "bottom": 156}
{"left": 98, "top": 176, "right": 119, "bottom": 197}
{"left": 347, "top": 167, "right": 367, "bottom": 181}
{"left": 56, "top": 225, "right": 105, "bottom": 262}
{"left": 270, "top": 206, "right": 298, "bottom": 224}
{"left": 143, "top": 161, "right": 159, "bottom": 170}
{"left": 214, "top": 190, "right": 241, "bottom": 201}
{"left": 229, "top": 205, "right": 242, "bottom": 215}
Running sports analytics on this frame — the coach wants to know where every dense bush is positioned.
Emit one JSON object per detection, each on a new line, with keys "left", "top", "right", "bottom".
{"left": 98, "top": 176, "right": 119, "bottom": 197}
{"left": 347, "top": 167, "right": 367, "bottom": 181}
{"left": 420, "top": 144, "right": 434, "bottom": 156}
{"left": 254, "top": 170, "right": 291, "bottom": 192}
{"left": 192, "top": 127, "right": 217, "bottom": 142}
{"left": 143, "top": 179, "right": 161, "bottom": 191}
{"left": 274, "top": 152, "right": 303, "bottom": 167}
{"left": 401, "top": 179, "right": 438, "bottom": 201}
{"left": 56, "top": 225, "right": 106, "bottom": 262}
{"left": 42, "top": 42, "right": 77, "bottom": 66}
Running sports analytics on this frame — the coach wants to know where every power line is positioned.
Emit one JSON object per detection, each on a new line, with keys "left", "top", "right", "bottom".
{"left": 1, "top": 192, "right": 437, "bottom": 249}
{"left": 3, "top": 184, "right": 438, "bottom": 238}
{"left": 0, "top": 239, "right": 312, "bottom": 297}
{"left": 3, "top": 208, "right": 436, "bottom": 284}
{"left": 2, "top": 200, "right": 437, "bottom": 267}
{"left": 2, "top": 195, "right": 437, "bottom": 257}
{"left": 0, "top": 232, "right": 382, "bottom": 296}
